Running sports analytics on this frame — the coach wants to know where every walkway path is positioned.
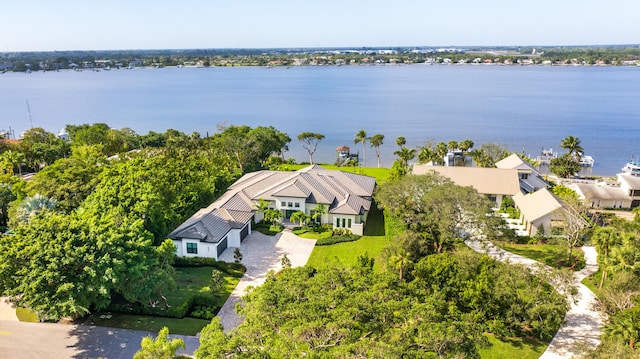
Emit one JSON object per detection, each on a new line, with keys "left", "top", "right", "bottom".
{"left": 466, "top": 240, "right": 604, "bottom": 359}
{"left": 217, "top": 230, "right": 316, "bottom": 331}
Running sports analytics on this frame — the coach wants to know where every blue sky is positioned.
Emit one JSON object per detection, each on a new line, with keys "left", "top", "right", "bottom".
{"left": 2, "top": 0, "right": 638, "bottom": 51}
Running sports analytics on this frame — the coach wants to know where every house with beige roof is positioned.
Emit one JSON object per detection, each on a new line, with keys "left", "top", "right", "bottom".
{"left": 169, "top": 165, "right": 376, "bottom": 259}
{"left": 512, "top": 188, "right": 563, "bottom": 236}
{"left": 495, "top": 154, "right": 549, "bottom": 193}
{"left": 412, "top": 164, "right": 521, "bottom": 208}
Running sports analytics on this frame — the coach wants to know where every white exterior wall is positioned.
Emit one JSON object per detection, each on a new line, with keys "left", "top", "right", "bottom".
{"left": 275, "top": 196, "right": 306, "bottom": 213}
{"left": 228, "top": 228, "right": 242, "bottom": 248}
{"left": 175, "top": 238, "right": 218, "bottom": 259}
{"left": 331, "top": 214, "right": 361, "bottom": 234}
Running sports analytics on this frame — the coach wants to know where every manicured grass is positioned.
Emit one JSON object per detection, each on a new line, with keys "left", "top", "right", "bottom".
{"left": 170, "top": 266, "right": 243, "bottom": 308}
{"left": 479, "top": 334, "right": 547, "bottom": 359}
{"left": 91, "top": 312, "right": 211, "bottom": 336}
{"left": 93, "top": 266, "right": 242, "bottom": 335}
{"left": 16, "top": 307, "right": 39, "bottom": 322}
{"left": 494, "top": 242, "right": 585, "bottom": 271}
{"left": 294, "top": 227, "right": 333, "bottom": 239}
{"left": 306, "top": 202, "right": 389, "bottom": 270}
{"left": 254, "top": 225, "right": 283, "bottom": 236}
{"left": 275, "top": 164, "right": 392, "bottom": 184}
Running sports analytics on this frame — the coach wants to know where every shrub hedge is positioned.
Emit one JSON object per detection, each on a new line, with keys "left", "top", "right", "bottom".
{"left": 173, "top": 256, "right": 246, "bottom": 274}
{"left": 316, "top": 234, "right": 360, "bottom": 246}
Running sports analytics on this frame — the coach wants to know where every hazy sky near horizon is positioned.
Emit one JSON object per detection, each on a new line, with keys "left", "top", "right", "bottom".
{"left": 2, "top": 0, "right": 638, "bottom": 51}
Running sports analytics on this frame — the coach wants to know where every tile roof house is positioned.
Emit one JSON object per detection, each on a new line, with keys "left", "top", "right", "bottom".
{"left": 168, "top": 165, "right": 376, "bottom": 259}
{"left": 495, "top": 154, "right": 549, "bottom": 193}
{"left": 412, "top": 164, "right": 521, "bottom": 208}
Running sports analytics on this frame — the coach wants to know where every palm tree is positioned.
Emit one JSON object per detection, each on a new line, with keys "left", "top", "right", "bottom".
{"left": 459, "top": 139, "right": 474, "bottom": 153}
{"left": 290, "top": 211, "right": 309, "bottom": 226}
{"left": 447, "top": 140, "right": 458, "bottom": 151}
{"left": 354, "top": 129, "right": 367, "bottom": 168}
{"left": 560, "top": 136, "right": 584, "bottom": 160}
{"left": 394, "top": 147, "right": 416, "bottom": 172}
{"left": 311, "top": 203, "right": 328, "bottom": 224}
{"left": 369, "top": 134, "right": 384, "bottom": 168}
{"left": 396, "top": 136, "right": 406, "bottom": 148}
{"left": 591, "top": 227, "right": 622, "bottom": 288}
{"left": 254, "top": 198, "right": 270, "bottom": 223}
{"left": 388, "top": 249, "right": 413, "bottom": 281}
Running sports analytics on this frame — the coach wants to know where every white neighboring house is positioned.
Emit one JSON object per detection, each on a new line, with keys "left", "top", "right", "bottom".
{"left": 412, "top": 164, "right": 521, "bottom": 208}
{"left": 569, "top": 180, "right": 631, "bottom": 209}
{"left": 495, "top": 154, "right": 549, "bottom": 193}
{"left": 616, "top": 173, "right": 640, "bottom": 208}
{"left": 169, "top": 165, "right": 376, "bottom": 259}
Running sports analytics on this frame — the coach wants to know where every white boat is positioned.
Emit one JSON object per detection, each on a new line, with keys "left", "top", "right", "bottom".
{"left": 622, "top": 159, "right": 640, "bottom": 177}
{"left": 536, "top": 148, "right": 557, "bottom": 165}
{"left": 580, "top": 155, "right": 594, "bottom": 167}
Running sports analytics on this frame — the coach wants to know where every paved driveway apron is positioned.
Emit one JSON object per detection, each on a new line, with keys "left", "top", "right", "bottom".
{"left": 218, "top": 230, "right": 316, "bottom": 331}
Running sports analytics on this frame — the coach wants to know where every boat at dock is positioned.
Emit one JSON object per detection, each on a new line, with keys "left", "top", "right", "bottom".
{"left": 622, "top": 158, "right": 640, "bottom": 176}
{"left": 536, "top": 148, "right": 557, "bottom": 165}
{"left": 580, "top": 155, "right": 595, "bottom": 167}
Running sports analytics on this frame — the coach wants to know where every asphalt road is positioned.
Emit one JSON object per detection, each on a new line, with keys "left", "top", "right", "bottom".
{"left": 0, "top": 320, "right": 199, "bottom": 359}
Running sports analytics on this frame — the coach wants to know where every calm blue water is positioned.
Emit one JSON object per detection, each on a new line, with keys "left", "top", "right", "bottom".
{"left": 1, "top": 65, "right": 639, "bottom": 175}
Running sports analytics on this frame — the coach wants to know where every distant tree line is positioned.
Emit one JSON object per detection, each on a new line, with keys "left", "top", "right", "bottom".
{"left": 2, "top": 45, "right": 640, "bottom": 71}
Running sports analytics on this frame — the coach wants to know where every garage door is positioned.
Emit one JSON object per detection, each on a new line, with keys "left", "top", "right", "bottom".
{"left": 217, "top": 236, "right": 228, "bottom": 257}
{"left": 240, "top": 223, "right": 249, "bottom": 242}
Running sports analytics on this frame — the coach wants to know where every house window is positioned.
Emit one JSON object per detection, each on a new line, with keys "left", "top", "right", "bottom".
{"left": 295, "top": 202, "right": 300, "bottom": 208}
{"left": 186, "top": 242, "right": 198, "bottom": 254}
{"left": 347, "top": 219, "right": 352, "bottom": 228}
{"left": 336, "top": 218, "right": 341, "bottom": 227}
{"left": 342, "top": 218, "right": 346, "bottom": 228}
{"left": 281, "top": 201, "right": 286, "bottom": 207}
{"left": 288, "top": 202, "right": 293, "bottom": 207}
{"left": 520, "top": 173, "right": 529, "bottom": 180}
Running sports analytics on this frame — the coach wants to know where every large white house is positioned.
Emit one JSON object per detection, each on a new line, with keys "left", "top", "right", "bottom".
{"left": 169, "top": 165, "right": 376, "bottom": 259}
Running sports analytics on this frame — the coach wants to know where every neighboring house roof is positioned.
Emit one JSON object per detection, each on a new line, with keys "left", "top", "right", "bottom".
{"left": 495, "top": 153, "right": 532, "bottom": 171}
{"left": 413, "top": 165, "right": 521, "bottom": 196}
{"left": 618, "top": 173, "right": 640, "bottom": 190}
{"left": 495, "top": 154, "right": 549, "bottom": 193}
{"left": 513, "top": 188, "right": 563, "bottom": 222}
{"left": 571, "top": 183, "right": 630, "bottom": 202}
{"left": 169, "top": 165, "right": 376, "bottom": 242}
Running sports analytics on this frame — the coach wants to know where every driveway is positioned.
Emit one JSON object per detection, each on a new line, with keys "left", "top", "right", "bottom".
{"left": 466, "top": 240, "right": 604, "bottom": 358}
{"left": 217, "top": 229, "right": 316, "bottom": 331}
{"left": 0, "top": 320, "right": 199, "bottom": 359}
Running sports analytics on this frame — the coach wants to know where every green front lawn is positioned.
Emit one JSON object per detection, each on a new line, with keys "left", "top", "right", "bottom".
{"left": 93, "top": 265, "right": 243, "bottom": 335}
{"left": 494, "top": 242, "right": 586, "bottom": 271}
{"left": 306, "top": 202, "right": 389, "bottom": 270}
{"left": 479, "top": 334, "right": 547, "bottom": 359}
{"left": 91, "top": 313, "right": 211, "bottom": 336}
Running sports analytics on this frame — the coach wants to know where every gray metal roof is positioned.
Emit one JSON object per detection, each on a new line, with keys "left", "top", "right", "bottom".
{"left": 169, "top": 165, "right": 376, "bottom": 242}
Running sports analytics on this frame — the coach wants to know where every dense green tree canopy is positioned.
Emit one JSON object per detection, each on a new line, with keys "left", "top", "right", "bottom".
{"left": 196, "top": 250, "right": 565, "bottom": 358}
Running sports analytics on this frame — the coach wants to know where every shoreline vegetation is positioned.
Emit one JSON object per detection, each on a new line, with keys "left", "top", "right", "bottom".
{"left": 2, "top": 45, "right": 640, "bottom": 72}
